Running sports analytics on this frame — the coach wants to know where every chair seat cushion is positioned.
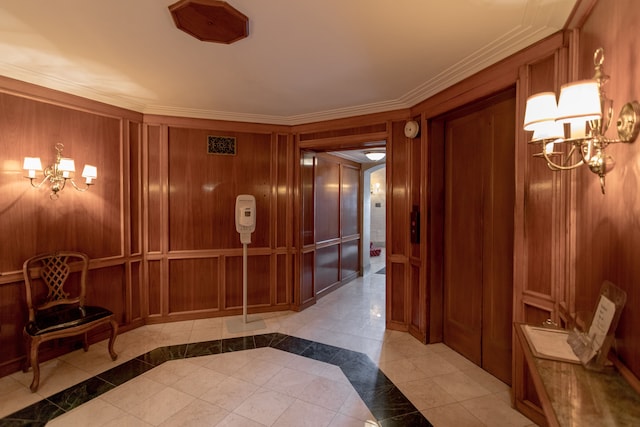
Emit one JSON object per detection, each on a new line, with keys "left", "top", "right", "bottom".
{"left": 26, "top": 304, "right": 113, "bottom": 336}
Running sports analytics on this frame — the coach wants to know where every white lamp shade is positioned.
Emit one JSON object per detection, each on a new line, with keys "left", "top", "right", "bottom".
{"left": 23, "top": 157, "right": 42, "bottom": 171}
{"left": 81, "top": 164, "right": 97, "bottom": 178}
{"left": 556, "top": 80, "right": 602, "bottom": 123}
{"left": 545, "top": 142, "right": 555, "bottom": 154}
{"left": 531, "top": 120, "right": 565, "bottom": 141}
{"left": 365, "top": 152, "right": 385, "bottom": 161}
{"left": 523, "top": 92, "right": 558, "bottom": 131}
{"left": 58, "top": 158, "right": 75, "bottom": 172}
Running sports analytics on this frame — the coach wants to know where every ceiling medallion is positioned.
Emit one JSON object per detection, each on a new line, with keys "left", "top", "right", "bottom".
{"left": 169, "top": 0, "right": 249, "bottom": 44}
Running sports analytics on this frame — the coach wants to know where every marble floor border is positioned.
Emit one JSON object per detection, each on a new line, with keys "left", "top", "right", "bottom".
{"left": 0, "top": 332, "right": 433, "bottom": 426}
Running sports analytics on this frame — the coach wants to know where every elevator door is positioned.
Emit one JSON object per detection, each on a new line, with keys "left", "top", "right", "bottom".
{"left": 443, "top": 91, "right": 515, "bottom": 384}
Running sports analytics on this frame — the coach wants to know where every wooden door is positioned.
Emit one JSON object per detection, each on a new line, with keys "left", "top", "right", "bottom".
{"left": 443, "top": 91, "right": 515, "bottom": 384}
{"left": 443, "top": 108, "right": 487, "bottom": 366}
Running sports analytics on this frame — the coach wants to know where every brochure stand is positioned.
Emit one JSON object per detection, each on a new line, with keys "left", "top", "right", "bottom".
{"left": 521, "top": 281, "right": 626, "bottom": 371}
{"left": 567, "top": 281, "right": 627, "bottom": 370}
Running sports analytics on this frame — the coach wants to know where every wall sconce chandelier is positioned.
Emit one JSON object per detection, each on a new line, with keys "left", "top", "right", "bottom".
{"left": 523, "top": 48, "right": 640, "bottom": 193}
{"left": 23, "top": 143, "right": 97, "bottom": 200}
{"left": 365, "top": 151, "right": 386, "bottom": 161}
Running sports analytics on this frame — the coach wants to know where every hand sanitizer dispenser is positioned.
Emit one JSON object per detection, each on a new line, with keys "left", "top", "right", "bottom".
{"left": 235, "top": 194, "right": 255, "bottom": 324}
{"left": 235, "top": 195, "right": 255, "bottom": 244}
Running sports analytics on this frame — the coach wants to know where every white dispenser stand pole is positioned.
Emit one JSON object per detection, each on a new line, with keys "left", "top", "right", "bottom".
{"left": 229, "top": 195, "right": 264, "bottom": 332}
{"left": 243, "top": 242, "right": 248, "bottom": 324}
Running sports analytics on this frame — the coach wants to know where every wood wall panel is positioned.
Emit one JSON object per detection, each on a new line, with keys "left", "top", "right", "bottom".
{"left": 512, "top": 40, "right": 568, "bottom": 421}
{"left": 167, "top": 128, "right": 272, "bottom": 251}
{"left": 224, "top": 255, "right": 271, "bottom": 308}
{"left": 148, "top": 260, "right": 162, "bottom": 316}
{"left": 316, "top": 245, "right": 340, "bottom": 294}
{"left": 389, "top": 124, "right": 409, "bottom": 256}
{"left": 506, "top": 28, "right": 584, "bottom": 421}
{"left": 276, "top": 253, "right": 289, "bottom": 305}
{"left": 147, "top": 125, "right": 162, "bottom": 253}
{"left": 410, "top": 263, "right": 421, "bottom": 329}
{"left": 169, "top": 258, "right": 219, "bottom": 313}
{"left": 410, "top": 132, "right": 422, "bottom": 260}
{"left": 0, "top": 283, "right": 27, "bottom": 363}
{"left": 129, "top": 122, "right": 142, "bottom": 255}
{"left": 87, "top": 266, "right": 126, "bottom": 324}
{"left": 301, "top": 151, "right": 316, "bottom": 247}
{"left": 315, "top": 156, "right": 341, "bottom": 242}
{"left": 341, "top": 240, "right": 359, "bottom": 281}
{"left": 574, "top": 0, "right": 640, "bottom": 377}
{"left": 386, "top": 120, "right": 411, "bottom": 330}
{"left": 523, "top": 56, "right": 558, "bottom": 298}
{"left": 341, "top": 165, "right": 360, "bottom": 236}
{"left": 390, "top": 262, "right": 406, "bottom": 323}
{"left": 524, "top": 303, "right": 552, "bottom": 325}
{"left": 276, "top": 134, "right": 290, "bottom": 248}
{"left": 131, "top": 261, "right": 142, "bottom": 321}
{"left": 301, "top": 251, "right": 315, "bottom": 305}
{"left": 0, "top": 93, "right": 122, "bottom": 271}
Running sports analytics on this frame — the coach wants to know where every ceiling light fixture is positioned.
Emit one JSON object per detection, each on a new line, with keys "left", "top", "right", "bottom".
{"left": 23, "top": 143, "right": 97, "bottom": 200}
{"left": 365, "top": 152, "right": 386, "bottom": 161}
{"left": 523, "top": 48, "right": 640, "bottom": 194}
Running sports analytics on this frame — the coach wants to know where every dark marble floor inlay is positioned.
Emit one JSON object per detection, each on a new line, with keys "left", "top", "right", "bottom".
{"left": 0, "top": 333, "right": 432, "bottom": 426}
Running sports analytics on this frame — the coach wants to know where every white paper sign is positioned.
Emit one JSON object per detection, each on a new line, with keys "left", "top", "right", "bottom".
{"left": 588, "top": 295, "right": 616, "bottom": 351}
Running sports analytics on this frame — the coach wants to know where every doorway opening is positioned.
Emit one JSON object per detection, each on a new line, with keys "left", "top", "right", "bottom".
{"left": 363, "top": 163, "right": 386, "bottom": 276}
{"left": 299, "top": 144, "right": 387, "bottom": 306}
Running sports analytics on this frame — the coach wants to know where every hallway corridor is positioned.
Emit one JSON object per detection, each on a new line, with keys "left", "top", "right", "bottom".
{"left": 0, "top": 252, "right": 534, "bottom": 426}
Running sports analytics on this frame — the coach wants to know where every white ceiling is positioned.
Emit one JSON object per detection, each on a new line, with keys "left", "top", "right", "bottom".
{"left": 0, "top": 0, "right": 576, "bottom": 126}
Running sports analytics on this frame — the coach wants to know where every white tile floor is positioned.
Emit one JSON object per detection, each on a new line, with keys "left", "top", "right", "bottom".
{"left": 0, "top": 251, "right": 537, "bottom": 426}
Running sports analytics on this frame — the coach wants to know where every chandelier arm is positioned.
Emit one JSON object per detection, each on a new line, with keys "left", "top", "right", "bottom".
{"left": 541, "top": 142, "right": 584, "bottom": 171}
{"left": 564, "top": 144, "right": 579, "bottom": 167}
{"left": 56, "top": 177, "right": 68, "bottom": 193}
{"left": 69, "top": 179, "right": 92, "bottom": 192}
{"left": 28, "top": 175, "right": 49, "bottom": 189}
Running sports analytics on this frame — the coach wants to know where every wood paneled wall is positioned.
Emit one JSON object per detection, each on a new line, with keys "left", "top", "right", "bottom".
{"left": 511, "top": 39, "right": 571, "bottom": 425}
{"left": 0, "top": 80, "right": 143, "bottom": 376}
{"left": 574, "top": 0, "right": 640, "bottom": 378}
{"left": 142, "top": 118, "right": 294, "bottom": 322}
{"left": 0, "top": 82, "right": 301, "bottom": 375}
{"left": 387, "top": 121, "right": 413, "bottom": 331}
{"left": 511, "top": 1, "right": 640, "bottom": 423}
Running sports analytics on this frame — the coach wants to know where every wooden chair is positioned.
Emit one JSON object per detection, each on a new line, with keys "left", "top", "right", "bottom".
{"left": 22, "top": 251, "right": 118, "bottom": 392}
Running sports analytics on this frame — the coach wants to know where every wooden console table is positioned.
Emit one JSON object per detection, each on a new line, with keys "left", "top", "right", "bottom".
{"left": 514, "top": 323, "right": 640, "bottom": 426}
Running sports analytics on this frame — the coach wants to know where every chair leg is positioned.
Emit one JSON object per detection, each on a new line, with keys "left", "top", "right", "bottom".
{"left": 29, "top": 341, "right": 41, "bottom": 393}
{"left": 83, "top": 332, "right": 89, "bottom": 352}
{"left": 107, "top": 319, "right": 118, "bottom": 361}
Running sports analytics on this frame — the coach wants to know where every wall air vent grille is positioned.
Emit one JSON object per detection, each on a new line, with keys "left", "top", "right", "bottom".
{"left": 207, "top": 136, "right": 236, "bottom": 155}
